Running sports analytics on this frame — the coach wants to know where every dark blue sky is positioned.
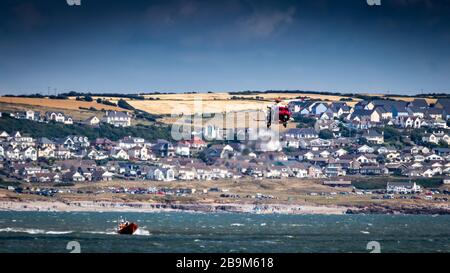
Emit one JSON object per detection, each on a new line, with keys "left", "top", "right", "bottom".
{"left": 1, "top": 0, "right": 450, "bottom": 95}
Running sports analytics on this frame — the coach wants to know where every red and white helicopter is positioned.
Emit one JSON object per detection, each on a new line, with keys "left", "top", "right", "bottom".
{"left": 265, "top": 99, "right": 292, "bottom": 129}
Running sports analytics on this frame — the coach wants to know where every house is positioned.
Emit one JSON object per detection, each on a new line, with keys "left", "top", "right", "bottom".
{"left": 359, "top": 165, "right": 389, "bottom": 175}
{"left": 25, "top": 110, "right": 40, "bottom": 121}
{"left": 45, "top": 111, "right": 73, "bottom": 124}
{"left": 362, "top": 130, "right": 384, "bottom": 144}
{"left": 358, "top": 145, "right": 375, "bottom": 154}
{"left": 311, "top": 102, "right": 328, "bottom": 116}
{"left": 146, "top": 167, "right": 175, "bottom": 181}
{"left": 119, "top": 136, "right": 146, "bottom": 149}
{"left": 22, "top": 147, "right": 38, "bottom": 161}
{"left": 324, "top": 162, "right": 346, "bottom": 177}
{"left": 38, "top": 146, "right": 55, "bottom": 158}
{"left": 175, "top": 143, "right": 191, "bottom": 157}
{"left": 103, "top": 111, "right": 132, "bottom": 127}
{"left": 422, "top": 131, "right": 450, "bottom": 145}
{"left": 398, "top": 116, "right": 422, "bottom": 129}
{"left": 151, "top": 139, "right": 175, "bottom": 157}
{"left": 386, "top": 182, "right": 421, "bottom": 194}
{"left": 435, "top": 98, "right": 450, "bottom": 119}
{"left": 92, "top": 170, "right": 115, "bottom": 181}
{"left": 282, "top": 136, "right": 300, "bottom": 149}
{"left": 83, "top": 116, "right": 101, "bottom": 126}
{"left": 284, "top": 128, "right": 318, "bottom": 139}
{"left": 0, "top": 131, "right": 10, "bottom": 139}
{"left": 314, "top": 119, "right": 339, "bottom": 133}
{"left": 408, "top": 99, "right": 429, "bottom": 109}
{"left": 87, "top": 149, "right": 108, "bottom": 160}
{"left": 63, "top": 171, "right": 86, "bottom": 182}
{"left": 426, "top": 108, "right": 446, "bottom": 120}
{"left": 281, "top": 161, "right": 309, "bottom": 178}
{"left": 203, "top": 144, "right": 235, "bottom": 161}
{"left": 179, "top": 136, "right": 207, "bottom": 150}
{"left": 355, "top": 154, "right": 378, "bottom": 164}
{"left": 110, "top": 148, "right": 130, "bottom": 160}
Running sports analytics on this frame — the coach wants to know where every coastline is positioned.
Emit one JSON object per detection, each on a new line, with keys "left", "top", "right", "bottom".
{"left": 1, "top": 200, "right": 450, "bottom": 215}
{"left": 0, "top": 200, "right": 350, "bottom": 215}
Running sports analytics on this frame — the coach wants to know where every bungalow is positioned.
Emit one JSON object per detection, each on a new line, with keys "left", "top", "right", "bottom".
{"left": 359, "top": 165, "right": 389, "bottom": 176}
{"left": 87, "top": 149, "right": 108, "bottom": 160}
{"left": 355, "top": 154, "right": 378, "bottom": 164}
{"left": 281, "top": 162, "right": 309, "bottom": 178}
{"left": 358, "top": 145, "right": 375, "bottom": 154}
{"left": 92, "top": 170, "right": 115, "bottom": 181}
{"left": 284, "top": 128, "right": 319, "bottom": 139}
{"left": 119, "top": 136, "right": 146, "bottom": 149}
{"left": 63, "top": 171, "right": 85, "bottom": 182}
{"left": 387, "top": 182, "right": 421, "bottom": 194}
{"left": 362, "top": 130, "right": 384, "bottom": 144}
{"left": 314, "top": 119, "right": 339, "bottom": 133}
{"left": 110, "top": 148, "right": 130, "bottom": 160}
{"left": 83, "top": 116, "right": 101, "bottom": 126}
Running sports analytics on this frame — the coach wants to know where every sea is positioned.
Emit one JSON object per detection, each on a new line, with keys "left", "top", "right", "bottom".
{"left": 0, "top": 211, "right": 449, "bottom": 253}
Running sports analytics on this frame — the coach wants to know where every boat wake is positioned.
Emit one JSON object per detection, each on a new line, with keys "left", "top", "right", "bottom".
{"left": 83, "top": 230, "right": 117, "bottom": 235}
{"left": 0, "top": 227, "right": 73, "bottom": 235}
{"left": 134, "top": 228, "right": 151, "bottom": 236}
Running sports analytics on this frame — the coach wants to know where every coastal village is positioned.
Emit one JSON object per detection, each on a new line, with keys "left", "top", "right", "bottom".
{"left": 1, "top": 95, "right": 450, "bottom": 208}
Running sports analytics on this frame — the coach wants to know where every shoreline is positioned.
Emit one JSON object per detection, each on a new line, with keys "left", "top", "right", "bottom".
{"left": 1, "top": 200, "right": 450, "bottom": 215}
{"left": 0, "top": 200, "right": 349, "bottom": 215}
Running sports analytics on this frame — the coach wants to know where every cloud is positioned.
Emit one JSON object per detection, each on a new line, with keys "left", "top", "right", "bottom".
{"left": 239, "top": 6, "right": 296, "bottom": 38}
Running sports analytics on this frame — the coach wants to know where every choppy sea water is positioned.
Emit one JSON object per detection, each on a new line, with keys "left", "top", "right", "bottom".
{"left": 0, "top": 211, "right": 449, "bottom": 253}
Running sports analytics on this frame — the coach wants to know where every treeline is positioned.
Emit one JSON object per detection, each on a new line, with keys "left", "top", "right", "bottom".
{"left": 229, "top": 90, "right": 450, "bottom": 100}
{"left": 4, "top": 92, "right": 147, "bottom": 100}
{"left": 60, "top": 92, "right": 146, "bottom": 100}
{"left": 4, "top": 93, "right": 69, "bottom": 100}
{"left": 0, "top": 116, "right": 171, "bottom": 142}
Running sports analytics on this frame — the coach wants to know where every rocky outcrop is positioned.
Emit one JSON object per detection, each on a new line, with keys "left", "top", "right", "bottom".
{"left": 346, "top": 205, "right": 450, "bottom": 215}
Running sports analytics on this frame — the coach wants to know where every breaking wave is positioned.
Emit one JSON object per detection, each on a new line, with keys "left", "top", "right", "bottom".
{"left": 0, "top": 227, "right": 73, "bottom": 235}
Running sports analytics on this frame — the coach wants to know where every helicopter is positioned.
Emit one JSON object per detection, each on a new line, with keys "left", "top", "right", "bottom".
{"left": 265, "top": 99, "right": 292, "bottom": 129}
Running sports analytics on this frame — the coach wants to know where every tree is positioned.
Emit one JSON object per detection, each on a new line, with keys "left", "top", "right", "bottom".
{"left": 117, "top": 99, "right": 135, "bottom": 110}
{"left": 319, "top": 130, "right": 334, "bottom": 139}
{"left": 410, "top": 129, "right": 426, "bottom": 145}
{"left": 84, "top": 95, "right": 93, "bottom": 102}
{"left": 294, "top": 115, "right": 316, "bottom": 128}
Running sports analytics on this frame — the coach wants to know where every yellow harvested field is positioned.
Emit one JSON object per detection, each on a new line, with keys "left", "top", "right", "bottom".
{"left": 126, "top": 92, "right": 362, "bottom": 115}
{"left": 388, "top": 96, "right": 437, "bottom": 104}
{"left": 0, "top": 97, "right": 124, "bottom": 112}
{"left": 143, "top": 93, "right": 230, "bottom": 101}
{"left": 129, "top": 99, "right": 272, "bottom": 115}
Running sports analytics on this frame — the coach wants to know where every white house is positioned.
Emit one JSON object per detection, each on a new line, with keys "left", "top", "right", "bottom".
{"left": 387, "top": 182, "right": 421, "bottom": 194}
{"left": 104, "top": 111, "right": 132, "bottom": 127}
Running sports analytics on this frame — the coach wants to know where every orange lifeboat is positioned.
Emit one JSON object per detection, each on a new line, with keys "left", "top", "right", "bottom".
{"left": 117, "top": 218, "right": 138, "bottom": 235}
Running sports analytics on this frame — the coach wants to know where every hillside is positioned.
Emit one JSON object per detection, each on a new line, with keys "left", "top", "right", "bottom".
{"left": 0, "top": 116, "right": 172, "bottom": 141}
